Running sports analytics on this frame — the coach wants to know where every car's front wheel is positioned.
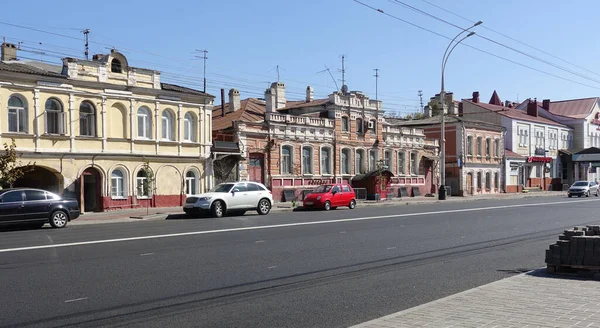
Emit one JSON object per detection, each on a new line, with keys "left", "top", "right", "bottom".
{"left": 257, "top": 199, "right": 271, "bottom": 215}
{"left": 324, "top": 201, "right": 331, "bottom": 211}
{"left": 49, "top": 210, "right": 68, "bottom": 228}
{"left": 211, "top": 200, "right": 225, "bottom": 218}
{"left": 586, "top": 191, "right": 591, "bottom": 197}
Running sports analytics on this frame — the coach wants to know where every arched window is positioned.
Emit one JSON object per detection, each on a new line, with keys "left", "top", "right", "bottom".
{"left": 137, "top": 107, "right": 152, "bottom": 138}
{"left": 161, "top": 110, "right": 174, "bottom": 141}
{"left": 111, "top": 169, "right": 125, "bottom": 198}
{"left": 369, "top": 149, "right": 378, "bottom": 171}
{"left": 477, "top": 171, "right": 483, "bottom": 191}
{"left": 45, "top": 98, "right": 64, "bottom": 134}
{"left": 485, "top": 172, "right": 491, "bottom": 190}
{"left": 79, "top": 101, "right": 96, "bottom": 136}
{"left": 397, "top": 151, "right": 406, "bottom": 175}
{"left": 183, "top": 112, "right": 196, "bottom": 142}
{"left": 494, "top": 172, "right": 500, "bottom": 191}
{"left": 341, "top": 148, "right": 351, "bottom": 174}
{"left": 136, "top": 170, "right": 150, "bottom": 197}
{"left": 410, "top": 152, "right": 418, "bottom": 175}
{"left": 111, "top": 58, "right": 122, "bottom": 73}
{"left": 321, "top": 147, "right": 332, "bottom": 175}
{"left": 281, "top": 145, "right": 293, "bottom": 174}
{"left": 7, "top": 95, "right": 27, "bottom": 133}
{"left": 356, "top": 149, "right": 365, "bottom": 174}
{"left": 302, "top": 146, "right": 313, "bottom": 174}
{"left": 185, "top": 171, "right": 197, "bottom": 195}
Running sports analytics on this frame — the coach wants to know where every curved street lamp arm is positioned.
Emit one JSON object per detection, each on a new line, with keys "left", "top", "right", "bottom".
{"left": 442, "top": 32, "right": 476, "bottom": 77}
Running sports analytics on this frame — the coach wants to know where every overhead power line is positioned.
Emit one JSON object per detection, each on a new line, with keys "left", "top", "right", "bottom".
{"left": 352, "top": 0, "right": 600, "bottom": 90}
{"left": 388, "top": 0, "right": 600, "bottom": 85}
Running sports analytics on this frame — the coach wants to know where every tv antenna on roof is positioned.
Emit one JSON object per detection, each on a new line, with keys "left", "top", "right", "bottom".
{"left": 317, "top": 65, "right": 339, "bottom": 91}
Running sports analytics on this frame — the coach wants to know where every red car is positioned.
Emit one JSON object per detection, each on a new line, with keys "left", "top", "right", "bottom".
{"left": 303, "top": 184, "right": 357, "bottom": 211}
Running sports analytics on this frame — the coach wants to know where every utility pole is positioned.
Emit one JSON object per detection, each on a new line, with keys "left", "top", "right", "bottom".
{"left": 195, "top": 49, "right": 208, "bottom": 93}
{"left": 374, "top": 69, "right": 380, "bottom": 139}
{"left": 276, "top": 65, "right": 280, "bottom": 82}
{"left": 418, "top": 90, "right": 424, "bottom": 114}
{"left": 82, "top": 29, "right": 90, "bottom": 60}
{"left": 338, "top": 55, "right": 346, "bottom": 90}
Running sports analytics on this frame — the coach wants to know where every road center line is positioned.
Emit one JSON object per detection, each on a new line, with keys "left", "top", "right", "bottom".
{"left": 0, "top": 199, "right": 593, "bottom": 254}
{"left": 64, "top": 297, "right": 88, "bottom": 303}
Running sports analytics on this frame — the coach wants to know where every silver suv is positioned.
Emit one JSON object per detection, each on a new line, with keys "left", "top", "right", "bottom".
{"left": 567, "top": 181, "right": 599, "bottom": 198}
{"left": 183, "top": 182, "right": 273, "bottom": 218}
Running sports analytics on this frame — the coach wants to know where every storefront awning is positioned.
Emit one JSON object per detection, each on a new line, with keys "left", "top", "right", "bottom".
{"left": 573, "top": 147, "right": 600, "bottom": 162}
{"left": 211, "top": 141, "right": 244, "bottom": 160}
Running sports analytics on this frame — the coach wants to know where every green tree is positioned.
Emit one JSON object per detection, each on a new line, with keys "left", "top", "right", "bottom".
{"left": 0, "top": 139, "right": 34, "bottom": 189}
{"left": 141, "top": 160, "right": 155, "bottom": 214}
{"left": 413, "top": 112, "right": 424, "bottom": 120}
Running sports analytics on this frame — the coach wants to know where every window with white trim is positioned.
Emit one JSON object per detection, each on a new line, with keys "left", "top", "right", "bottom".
{"left": 369, "top": 149, "right": 378, "bottom": 171}
{"left": 476, "top": 137, "right": 482, "bottom": 156}
{"left": 467, "top": 136, "right": 473, "bottom": 156}
{"left": 485, "top": 138, "right": 491, "bottom": 158}
{"left": 302, "top": 146, "right": 313, "bottom": 174}
{"left": 341, "top": 117, "right": 349, "bottom": 132}
{"left": 136, "top": 170, "right": 150, "bottom": 197}
{"left": 8, "top": 95, "right": 27, "bottom": 133}
{"left": 485, "top": 172, "right": 491, "bottom": 190}
{"left": 161, "top": 110, "right": 174, "bottom": 141}
{"left": 398, "top": 151, "right": 406, "bottom": 175}
{"left": 45, "top": 98, "right": 64, "bottom": 134}
{"left": 341, "top": 148, "right": 351, "bottom": 175}
{"left": 137, "top": 107, "right": 152, "bottom": 138}
{"left": 410, "top": 152, "right": 418, "bottom": 175}
{"left": 185, "top": 171, "right": 197, "bottom": 195}
{"left": 356, "top": 118, "right": 364, "bottom": 134}
{"left": 79, "top": 101, "right": 96, "bottom": 137}
{"left": 281, "top": 145, "right": 292, "bottom": 174}
{"left": 494, "top": 139, "right": 500, "bottom": 158}
{"left": 111, "top": 169, "right": 125, "bottom": 198}
{"left": 320, "top": 147, "right": 332, "bottom": 175}
{"left": 356, "top": 149, "right": 365, "bottom": 174}
{"left": 384, "top": 150, "right": 392, "bottom": 169}
{"left": 183, "top": 112, "right": 196, "bottom": 142}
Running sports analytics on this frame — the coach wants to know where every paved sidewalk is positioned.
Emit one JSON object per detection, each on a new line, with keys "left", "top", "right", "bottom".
{"left": 72, "top": 191, "right": 566, "bottom": 225}
{"left": 351, "top": 269, "right": 600, "bottom": 328}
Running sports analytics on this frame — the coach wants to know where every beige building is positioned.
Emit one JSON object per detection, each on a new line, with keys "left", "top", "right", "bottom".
{"left": 0, "top": 43, "right": 214, "bottom": 212}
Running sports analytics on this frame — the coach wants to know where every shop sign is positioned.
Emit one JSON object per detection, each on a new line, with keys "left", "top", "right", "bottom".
{"left": 527, "top": 156, "right": 552, "bottom": 163}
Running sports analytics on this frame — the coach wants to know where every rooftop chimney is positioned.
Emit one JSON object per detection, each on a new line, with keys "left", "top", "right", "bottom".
{"left": 1, "top": 43, "right": 17, "bottom": 61}
{"left": 265, "top": 87, "right": 275, "bottom": 113}
{"left": 542, "top": 99, "right": 550, "bottom": 111}
{"left": 228, "top": 88, "right": 241, "bottom": 112}
{"left": 527, "top": 100, "right": 538, "bottom": 117}
{"left": 271, "top": 82, "right": 286, "bottom": 109}
{"left": 306, "top": 86, "right": 314, "bottom": 102}
{"left": 472, "top": 91, "right": 480, "bottom": 103}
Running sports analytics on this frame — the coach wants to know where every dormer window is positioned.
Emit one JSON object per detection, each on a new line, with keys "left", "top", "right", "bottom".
{"left": 111, "top": 59, "right": 122, "bottom": 73}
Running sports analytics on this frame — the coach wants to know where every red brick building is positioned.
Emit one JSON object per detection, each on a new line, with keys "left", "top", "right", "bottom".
{"left": 212, "top": 83, "right": 439, "bottom": 201}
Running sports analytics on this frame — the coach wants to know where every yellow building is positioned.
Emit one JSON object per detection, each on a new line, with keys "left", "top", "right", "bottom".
{"left": 0, "top": 43, "right": 214, "bottom": 212}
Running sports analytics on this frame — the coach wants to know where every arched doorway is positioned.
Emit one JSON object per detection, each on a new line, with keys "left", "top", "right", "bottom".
{"left": 466, "top": 172, "right": 473, "bottom": 195}
{"left": 80, "top": 167, "right": 103, "bottom": 212}
{"left": 13, "top": 166, "right": 63, "bottom": 194}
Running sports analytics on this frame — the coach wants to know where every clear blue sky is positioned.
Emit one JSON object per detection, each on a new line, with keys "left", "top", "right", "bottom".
{"left": 1, "top": 0, "right": 599, "bottom": 116}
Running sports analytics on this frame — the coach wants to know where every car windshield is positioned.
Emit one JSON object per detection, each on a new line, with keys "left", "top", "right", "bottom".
{"left": 210, "top": 183, "right": 235, "bottom": 193}
{"left": 312, "top": 185, "right": 333, "bottom": 193}
{"left": 573, "top": 182, "right": 589, "bottom": 187}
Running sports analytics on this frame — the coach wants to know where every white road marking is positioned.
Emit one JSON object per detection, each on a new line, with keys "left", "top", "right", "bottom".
{"left": 339, "top": 231, "right": 347, "bottom": 234}
{"left": 140, "top": 253, "right": 154, "bottom": 256}
{"left": 255, "top": 240, "right": 265, "bottom": 243}
{"left": 64, "top": 297, "right": 88, "bottom": 303}
{"left": 0, "top": 199, "right": 593, "bottom": 254}
{"left": 268, "top": 266, "right": 277, "bottom": 269}
{"left": 387, "top": 247, "right": 397, "bottom": 250}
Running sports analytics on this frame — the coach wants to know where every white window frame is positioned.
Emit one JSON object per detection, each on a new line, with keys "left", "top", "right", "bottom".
{"left": 320, "top": 146, "right": 333, "bottom": 175}
{"left": 185, "top": 170, "right": 198, "bottom": 195}
{"left": 341, "top": 148, "right": 351, "bottom": 175}
{"left": 341, "top": 116, "right": 349, "bottom": 132}
{"left": 137, "top": 107, "right": 152, "bottom": 139}
{"left": 7, "top": 95, "right": 28, "bottom": 133}
{"left": 136, "top": 170, "right": 150, "bottom": 198}
{"left": 410, "top": 152, "right": 418, "bottom": 175}
{"left": 281, "top": 145, "right": 293, "bottom": 175}
{"left": 355, "top": 149, "right": 365, "bottom": 174}
{"left": 79, "top": 101, "right": 96, "bottom": 137}
{"left": 467, "top": 135, "right": 473, "bottom": 156}
{"left": 183, "top": 112, "right": 196, "bottom": 142}
{"left": 368, "top": 149, "right": 378, "bottom": 171}
{"left": 111, "top": 169, "right": 126, "bottom": 198}
{"left": 161, "top": 110, "right": 174, "bottom": 141}
{"left": 476, "top": 136, "right": 482, "bottom": 157}
{"left": 384, "top": 150, "right": 392, "bottom": 169}
{"left": 302, "top": 145, "right": 314, "bottom": 175}
{"left": 44, "top": 98, "right": 65, "bottom": 135}
{"left": 485, "top": 138, "right": 491, "bottom": 158}
{"left": 397, "top": 151, "right": 406, "bottom": 175}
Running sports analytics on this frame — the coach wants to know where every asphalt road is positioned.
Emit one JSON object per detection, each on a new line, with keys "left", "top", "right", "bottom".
{"left": 0, "top": 196, "right": 598, "bottom": 328}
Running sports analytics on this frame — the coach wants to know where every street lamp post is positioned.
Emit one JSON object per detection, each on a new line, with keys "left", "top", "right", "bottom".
{"left": 438, "top": 21, "right": 482, "bottom": 200}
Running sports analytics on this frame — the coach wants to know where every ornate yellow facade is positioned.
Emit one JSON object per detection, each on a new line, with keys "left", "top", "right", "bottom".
{"left": 0, "top": 44, "right": 214, "bottom": 212}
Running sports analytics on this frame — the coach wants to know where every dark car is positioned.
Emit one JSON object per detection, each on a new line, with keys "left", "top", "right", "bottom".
{"left": 0, "top": 188, "right": 80, "bottom": 229}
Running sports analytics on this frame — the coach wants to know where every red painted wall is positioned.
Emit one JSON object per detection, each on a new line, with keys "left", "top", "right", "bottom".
{"left": 102, "top": 194, "right": 183, "bottom": 211}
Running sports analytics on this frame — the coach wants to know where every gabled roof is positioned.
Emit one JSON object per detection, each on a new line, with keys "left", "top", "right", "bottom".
{"left": 276, "top": 98, "right": 330, "bottom": 111}
{"left": 212, "top": 98, "right": 267, "bottom": 131}
{"left": 465, "top": 100, "right": 568, "bottom": 128}
{"left": 547, "top": 97, "right": 597, "bottom": 119}
{"left": 489, "top": 90, "right": 502, "bottom": 106}
{"left": 0, "top": 61, "right": 65, "bottom": 78}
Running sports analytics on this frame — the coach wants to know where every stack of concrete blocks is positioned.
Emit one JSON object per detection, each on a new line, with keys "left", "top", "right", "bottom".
{"left": 546, "top": 226, "right": 600, "bottom": 272}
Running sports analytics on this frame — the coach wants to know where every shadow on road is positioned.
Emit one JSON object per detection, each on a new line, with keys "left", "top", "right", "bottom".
{"left": 496, "top": 268, "right": 532, "bottom": 274}
{"left": 0, "top": 223, "right": 49, "bottom": 233}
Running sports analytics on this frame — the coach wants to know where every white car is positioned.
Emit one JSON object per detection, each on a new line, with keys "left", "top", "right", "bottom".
{"left": 567, "top": 180, "right": 599, "bottom": 198}
{"left": 183, "top": 182, "right": 273, "bottom": 218}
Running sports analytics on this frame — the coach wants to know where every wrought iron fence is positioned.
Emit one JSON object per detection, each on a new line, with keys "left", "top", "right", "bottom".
{"left": 353, "top": 188, "right": 367, "bottom": 200}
